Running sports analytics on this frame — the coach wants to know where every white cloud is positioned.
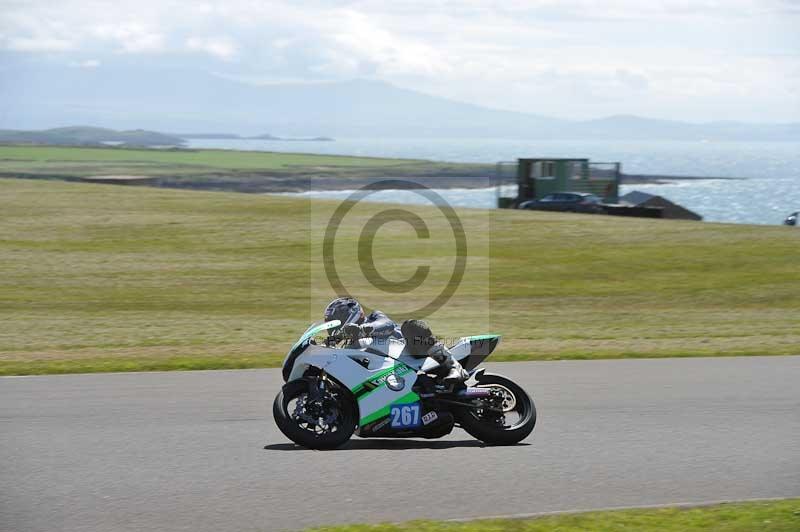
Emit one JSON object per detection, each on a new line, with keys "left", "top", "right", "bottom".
{"left": 6, "top": 36, "right": 75, "bottom": 52}
{"left": 92, "top": 23, "right": 165, "bottom": 53}
{"left": 186, "top": 36, "right": 237, "bottom": 60}
{"left": 70, "top": 59, "right": 101, "bottom": 68}
{"left": 321, "top": 9, "right": 449, "bottom": 77}
{"left": 0, "top": 0, "right": 797, "bottom": 121}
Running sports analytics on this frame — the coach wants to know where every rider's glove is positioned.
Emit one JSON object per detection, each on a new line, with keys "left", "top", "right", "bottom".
{"left": 341, "top": 323, "right": 362, "bottom": 339}
{"left": 426, "top": 342, "right": 447, "bottom": 362}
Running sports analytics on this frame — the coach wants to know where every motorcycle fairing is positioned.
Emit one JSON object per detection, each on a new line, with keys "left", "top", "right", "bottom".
{"left": 448, "top": 335, "right": 501, "bottom": 371}
{"left": 284, "top": 324, "right": 499, "bottom": 428}
{"left": 288, "top": 343, "right": 420, "bottom": 427}
{"left": 281, "top": 320, "right": 340, "bottom": 381}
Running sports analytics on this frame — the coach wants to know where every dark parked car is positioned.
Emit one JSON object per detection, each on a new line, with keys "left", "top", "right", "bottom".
{"left": 784, "top": 211, "right": 798, "bottom": 226}
{"left": 518, "top": 192, "right": 604, "bottom": 214}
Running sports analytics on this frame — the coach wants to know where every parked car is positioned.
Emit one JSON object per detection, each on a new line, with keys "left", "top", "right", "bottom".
{"left": 784, "top": 212, "right": 798, "bottom": 226}
{"left": 518, "top": 192, "right": 604, "bottom": 214}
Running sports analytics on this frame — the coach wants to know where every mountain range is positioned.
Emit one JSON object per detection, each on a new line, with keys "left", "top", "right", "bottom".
{"left": 0, "top": 126, "right": 336, "bottom": 146}
{"left": 1, "top": 62, "right": 798, "bottom": 140}
{"left": 0, "top": 126, "right": 184, "bottom": 146}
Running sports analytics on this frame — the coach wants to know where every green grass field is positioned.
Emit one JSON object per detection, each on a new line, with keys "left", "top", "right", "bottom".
{"left": 0, "top": 145, "right": 489, "bottom": 181}
{"left": 305, "top": 499, "right": 800, "bottom": 532}
{"left": 0, "top": 177, "right": 798, "bottom": 375}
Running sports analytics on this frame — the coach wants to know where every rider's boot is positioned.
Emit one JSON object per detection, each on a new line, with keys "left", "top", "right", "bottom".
{"left": 442, "top": 357, "right": 469, "bottom": 385}
{"left": 427, "top": 343, "right": 468, "bottom": 386}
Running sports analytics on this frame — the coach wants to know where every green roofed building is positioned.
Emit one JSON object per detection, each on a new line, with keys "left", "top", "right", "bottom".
{"left": 496, "top": 158, "right": 621, "bottom": 209}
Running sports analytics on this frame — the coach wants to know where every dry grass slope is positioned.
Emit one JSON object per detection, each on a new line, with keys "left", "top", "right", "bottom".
{"left": 0, "top": 177, "right": 798, "bottom": 375}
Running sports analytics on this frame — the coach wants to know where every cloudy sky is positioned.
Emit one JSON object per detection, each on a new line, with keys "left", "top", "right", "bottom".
{"left": 1, "top": 0, "right": 798, "bottom": 122}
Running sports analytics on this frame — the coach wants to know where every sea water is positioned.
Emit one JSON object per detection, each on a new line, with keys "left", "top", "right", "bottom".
{"left": 187, "top": 138, "right": 800, "bottom": 225}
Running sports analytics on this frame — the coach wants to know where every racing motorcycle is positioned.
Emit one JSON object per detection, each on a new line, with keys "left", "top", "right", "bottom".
{"left": 273, "top": 320, "right": 536, "bottom": 449}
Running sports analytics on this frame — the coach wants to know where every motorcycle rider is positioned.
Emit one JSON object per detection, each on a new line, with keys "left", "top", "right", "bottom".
{"left": 323, "top": 297, "right": 468, "bottom": 384}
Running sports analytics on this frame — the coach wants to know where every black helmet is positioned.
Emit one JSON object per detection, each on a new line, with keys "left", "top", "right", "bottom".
{"left": 401, "top": 319, "right": 436, "bottom": 357}
{"left": 323, "top": 297, "right": 365, "bottom": 332}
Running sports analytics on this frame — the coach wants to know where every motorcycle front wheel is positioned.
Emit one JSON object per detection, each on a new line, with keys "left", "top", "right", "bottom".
{"left": 273, "top": 378, "right": 356, "bottom": 450}
{"left": 456, "top": 374, "right": 536, "bottom": 445}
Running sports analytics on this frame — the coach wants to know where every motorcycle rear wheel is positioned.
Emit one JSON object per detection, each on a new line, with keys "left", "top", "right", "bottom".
{"left": 456, "top": 374, "right": 536, "bottom": 445}
{"left": 273, "top": 378, "right": 356, "bottom": 450}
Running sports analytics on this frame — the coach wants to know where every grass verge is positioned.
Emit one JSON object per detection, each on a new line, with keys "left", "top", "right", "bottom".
{"left": 0, "top": 144, "right": 492, "bottom": 190}
{"left": 1, "top": 349, "right": 795, "bottom": 377}
{"left": 0, "top": 177, "right": 798, "bottom": 375}
{"left": 305, "top": 499, "right": 800, "bottom": 532}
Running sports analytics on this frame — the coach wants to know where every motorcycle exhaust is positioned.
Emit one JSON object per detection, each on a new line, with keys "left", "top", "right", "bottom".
{"left": 457, "top": 387, "right": 492, "bottom": 398}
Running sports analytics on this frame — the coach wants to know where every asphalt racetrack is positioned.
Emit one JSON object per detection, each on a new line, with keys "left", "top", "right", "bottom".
{"left": 2, "top": 357, "right": 799, "bottom": 532}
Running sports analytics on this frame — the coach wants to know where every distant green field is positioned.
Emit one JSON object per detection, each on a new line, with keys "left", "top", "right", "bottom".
{"left": 0, "top": 145, "right": 488, "bottom": 182}
{"left": 0, "top": 177, "right": 798, "bottom": 375}
{"left": 0, "top": 144, "right": 420, "bottom": 169}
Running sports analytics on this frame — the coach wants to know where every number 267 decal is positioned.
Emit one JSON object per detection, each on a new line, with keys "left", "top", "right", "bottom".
{"left": 390, "top": 403, "right": 421, "bottom": 428}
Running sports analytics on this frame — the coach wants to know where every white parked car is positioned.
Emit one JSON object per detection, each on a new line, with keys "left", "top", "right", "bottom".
{"left": 784, "top": 212, "right": 798, "bottom": 226}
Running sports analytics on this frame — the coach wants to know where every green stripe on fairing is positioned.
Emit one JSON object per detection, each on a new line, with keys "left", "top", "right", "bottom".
{"left": 350, "top": 362, "right": 411, "bottom": 394}
{"left": 353, "top": 381, "right": 377, "bottom": 399}
{"left": 288, "top": 320, "right": 341, "bottom": 354}
{"left": 353, "top": 364, "right": 416, "bottom": 403}
{"left": 351, "top": 367, "right": 392, "bottom": 393}
{"left": 359, "top": 391, "right": 420, "bottom": 426}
